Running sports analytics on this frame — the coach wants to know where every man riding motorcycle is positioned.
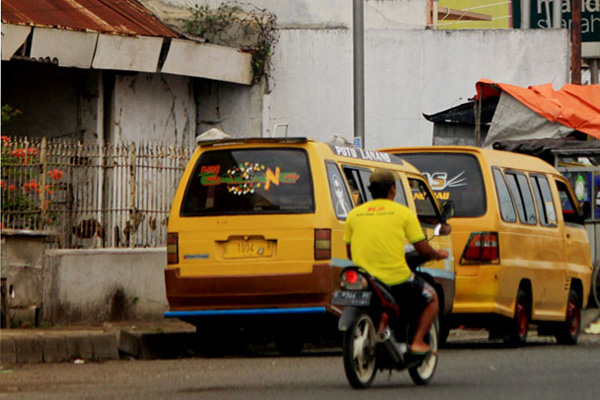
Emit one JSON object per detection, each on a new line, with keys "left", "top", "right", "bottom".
{"left": 343, "top": 168, "right": 449, "bottom": 355}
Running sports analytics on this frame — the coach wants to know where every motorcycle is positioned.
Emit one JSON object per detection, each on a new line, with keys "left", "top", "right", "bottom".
{"left": 332, "top": 225, "right": 443, "bottom": 389}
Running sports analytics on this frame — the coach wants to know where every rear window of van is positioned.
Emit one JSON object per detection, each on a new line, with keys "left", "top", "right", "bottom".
{"left": 397, "top": 153, "right": 486, "bottom": 218}
{"left": 180, "top": 148, "right": 315, "bottom": 216}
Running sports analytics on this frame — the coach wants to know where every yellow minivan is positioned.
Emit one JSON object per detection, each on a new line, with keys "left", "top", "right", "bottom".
{"left": 164, "top": 137, "right": 454, "bottom": 354}
{"left": 379, "top": 145, "right": 593, "bottom": 345}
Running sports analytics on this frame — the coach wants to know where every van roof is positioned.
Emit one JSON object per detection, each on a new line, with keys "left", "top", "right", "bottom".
{"left": 197, "top": 137, "right": 312, "bottom": 147}
{"left": 196, "top": 137, "right": 422, "bottom": 174}
{"left": 379, "top": 145, "right": 560, "bottom": 175}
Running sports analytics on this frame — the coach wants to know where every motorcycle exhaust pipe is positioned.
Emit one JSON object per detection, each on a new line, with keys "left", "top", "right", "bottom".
{"left": 381, "top": 336, "right": 404, "bottom": 364}
{"left": 377, "top": 327, "right": 391, "bottom": 343}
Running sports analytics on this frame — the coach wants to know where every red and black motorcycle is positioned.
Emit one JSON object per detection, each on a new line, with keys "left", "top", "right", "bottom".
{"left": 332, "top": 244, "right": 440, "bottom": 389}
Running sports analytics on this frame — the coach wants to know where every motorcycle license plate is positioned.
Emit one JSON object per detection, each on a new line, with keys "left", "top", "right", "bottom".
{"left": 332, "top": 291, "right": 371, "bottom": 306}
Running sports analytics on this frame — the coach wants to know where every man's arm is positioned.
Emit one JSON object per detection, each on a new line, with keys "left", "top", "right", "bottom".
{"left": 346, "top": 244, "right": 352, "bottom": 260}
{"left": 413, "top": 240, "right": 448, "bottom": 260}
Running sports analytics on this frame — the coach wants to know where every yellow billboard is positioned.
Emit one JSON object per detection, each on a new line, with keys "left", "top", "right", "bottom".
{"left": 438, "top": 0, "right": 513, "bottom": 29}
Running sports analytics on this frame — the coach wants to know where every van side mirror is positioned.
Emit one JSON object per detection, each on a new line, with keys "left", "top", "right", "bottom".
{"left": 581, "top": 201, "right": 592, "bottom": 221}
{"left": 441, "top": 200, "right": 455, "bottom": 222}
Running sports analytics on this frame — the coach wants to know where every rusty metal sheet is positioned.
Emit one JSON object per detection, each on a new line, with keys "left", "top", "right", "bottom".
{"left": 162, "top": 40, "right": 253, "bottom": 85}
{"left": 1, "top": 23, "right": 31, "bottom": 60}
{"left": 1, "top": 0, "right": 177, "bottom": 38}
{"left": 93, "top": 34, "right": 163, "bottom": 72}
{"left": 31, "top": 27, "right": 98, "bottom": 68}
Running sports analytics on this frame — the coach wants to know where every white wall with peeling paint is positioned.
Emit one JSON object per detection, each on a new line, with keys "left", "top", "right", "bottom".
{"left": 157, "top": 0, "right": 428, "bottom": 29}
{"left": 112, "top": 73, "right": 196, "bottom": 146}
{"left": 169, "top": 0, "right": 569, "bottom": 148}
{"left": 199, "top": 27, "right": 569, "bottom": 148}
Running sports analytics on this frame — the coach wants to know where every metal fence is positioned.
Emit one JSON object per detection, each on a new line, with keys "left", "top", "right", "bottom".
{"left": 1, "top": 136, "right": 194, "bottom": 248}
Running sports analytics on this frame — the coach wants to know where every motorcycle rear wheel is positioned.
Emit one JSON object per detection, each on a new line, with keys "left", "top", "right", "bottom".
{"left": 408, "top": 317, "right": 439, "bottom": 385}
{"left": 343, "top": 312, "right": 377, "bottom": 389}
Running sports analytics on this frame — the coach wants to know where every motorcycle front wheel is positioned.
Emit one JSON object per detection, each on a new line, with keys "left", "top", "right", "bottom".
{"left": 408, "top": 317, "right": 439, "bottom": 385}
{"left": 343, "top": 312, "right": 377, "bottom": 389}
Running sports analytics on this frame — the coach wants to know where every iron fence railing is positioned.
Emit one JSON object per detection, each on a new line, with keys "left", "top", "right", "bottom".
{"left": 1, "top": 136, "right": 194, "bottom": 248}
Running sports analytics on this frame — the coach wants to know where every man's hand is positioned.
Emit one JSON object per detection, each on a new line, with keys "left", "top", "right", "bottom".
{"left": 435, "top": 249, "right": 449, "bottom": 260}
{"left": 413, "top": 240, "right": 449, "bottom": 261}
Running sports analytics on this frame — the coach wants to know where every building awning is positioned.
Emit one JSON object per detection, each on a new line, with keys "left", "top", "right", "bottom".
{"left": 1, "top": 0, "right": 253, "bottom": 85}
{"left": 476, "top": 79, "right": 600, "bottom": 139}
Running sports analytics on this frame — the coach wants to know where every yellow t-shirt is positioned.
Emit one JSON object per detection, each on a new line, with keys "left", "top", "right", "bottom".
{"left": 343, "top": 198, "right": 426, "bottom": 285}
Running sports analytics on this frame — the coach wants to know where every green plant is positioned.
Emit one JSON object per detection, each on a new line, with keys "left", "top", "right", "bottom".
{"left": 1, "top": 104, "right": 21, "bottom": 125}
{"left": 1, "top": 135, "right": 64, "bottom": 230}
{"left": 183, "top": 2, "right": 278, "bottom": 87}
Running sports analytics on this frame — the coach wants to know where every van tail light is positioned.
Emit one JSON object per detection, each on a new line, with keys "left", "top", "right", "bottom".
{"left": 460, "top": 232, "right": 499, "bottom": 264}
{"left": 167, "top": 232, "right": 179, "bottom": 265}
{"left": 314, "top": 229, "right": 331, "bottom": 260}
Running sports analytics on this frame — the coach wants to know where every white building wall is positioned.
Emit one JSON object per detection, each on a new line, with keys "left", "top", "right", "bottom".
{"left": 112, "top": 73, "right": 196, "bottom": 146}
{"left": 159, "top": 1, "right": 570, "bottom": 148}
{"left": 161, "top": 0, "right": 427, "bottom": 28}
{"left": 264, "top": 28, "right": 569, "bottom": 149}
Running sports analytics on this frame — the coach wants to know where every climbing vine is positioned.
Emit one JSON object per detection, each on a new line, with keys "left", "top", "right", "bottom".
{"left": 183, "top": 2, "right": 278, "bottom": 88}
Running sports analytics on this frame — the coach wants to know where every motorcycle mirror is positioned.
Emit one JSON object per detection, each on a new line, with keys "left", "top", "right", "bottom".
{"left": 441, "top": 200, "right": 455, "bottom": 221}
{"left": 433, "top": 223, "right": 442, "bottom": 237}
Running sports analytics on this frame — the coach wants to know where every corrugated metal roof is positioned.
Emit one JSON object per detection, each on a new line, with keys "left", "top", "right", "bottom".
{"left": 1, "top": 0, "right": 177, "bottom": 38}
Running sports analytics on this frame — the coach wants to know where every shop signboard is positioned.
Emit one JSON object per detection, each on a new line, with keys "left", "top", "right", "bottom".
{"left": 513, "top": 0, "right": 600, "bottom": 56}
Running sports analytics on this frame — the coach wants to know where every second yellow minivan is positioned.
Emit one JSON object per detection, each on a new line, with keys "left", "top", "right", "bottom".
{"left": 164, "top": 137, "right": 454, "bottom": 355}
{"left": 380, "top": 145, "right": 592, "bottom": 345}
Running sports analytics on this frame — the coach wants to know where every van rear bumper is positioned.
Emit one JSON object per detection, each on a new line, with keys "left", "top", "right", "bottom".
{"left": 164, "top": 263, "right": 342, "bottom": 316}
{"left": 165, "top": 306, "right": 327, "bottom": 319}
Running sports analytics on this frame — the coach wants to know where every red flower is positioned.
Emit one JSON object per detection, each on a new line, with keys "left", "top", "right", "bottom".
{"left": 0, "top": 180, "right": 5, "bottom": 190}
{"left": 50, "top": 169, "right": 64, "bottom": 181}
{"left": 1, "top": 136, "right": 9, "bottom": 145}
{"left": 9, "top": 184, "right": 16, "bottom": 191}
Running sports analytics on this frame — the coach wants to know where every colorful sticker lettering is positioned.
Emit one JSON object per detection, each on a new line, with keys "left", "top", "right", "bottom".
{"left": 199, "top": 162, "right": 300, "bottom": 195}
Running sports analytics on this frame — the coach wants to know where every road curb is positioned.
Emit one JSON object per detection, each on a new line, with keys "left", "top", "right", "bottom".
{"left": 1, "top": 309, "right": 598, "bottom": 365}
{"left": 0, "top": 331, "right": 119, "bottom": 366}
{"left": 119, "top": 330, "right": 197, "bottom": 360}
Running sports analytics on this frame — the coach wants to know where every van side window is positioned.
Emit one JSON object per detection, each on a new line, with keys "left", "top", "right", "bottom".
{"left": 493, "top": 167, "right": 517, "bottom": 223}
{"left": 555, "top": 180, "right": 582, "bottom": 225}
{"left": 343, "top": 168, "right": 369, "bottom": 205}
{"left": 409, "top": 178, "right": 439, "bottom": 225}
{"left": 343, "top": 167, "right": 407, "bottom": 206}
{"left": 505, "top": 172, "right": 537, "bottom": 225}
{"left": 516, "top": 174, "right": 537, "bottom": 225}
{"left": 531, "top": 175, "right": 557, "bottom": 227}
{"left": 393, "top": 178, "right": 407, "bottom": 206}
{"left": 326, "top": 162, "right": 353, "bottom": 220}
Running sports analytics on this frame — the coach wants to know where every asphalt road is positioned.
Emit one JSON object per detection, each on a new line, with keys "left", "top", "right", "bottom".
{"left": 1, "top": 335, "right": 599, "bottom": 400}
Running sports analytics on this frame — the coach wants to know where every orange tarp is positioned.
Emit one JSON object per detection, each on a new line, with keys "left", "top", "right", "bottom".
{"left": 476, "top": 78, "right": 600, "bottom": 139}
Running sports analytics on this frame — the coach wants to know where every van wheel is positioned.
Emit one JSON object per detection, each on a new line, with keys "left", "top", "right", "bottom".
{"left": 590, "top": 264, "right": 600, "bottom": 308}
{"left": 554, "top": 289, "right": 581, "bottom": 345}
{"left": 505, "top": 288, "right": 529, "bottom": 346}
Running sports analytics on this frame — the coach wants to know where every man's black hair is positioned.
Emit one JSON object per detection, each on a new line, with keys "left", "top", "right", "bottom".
{"left": 368, "top": 181, "right": 394, "bottom": 199}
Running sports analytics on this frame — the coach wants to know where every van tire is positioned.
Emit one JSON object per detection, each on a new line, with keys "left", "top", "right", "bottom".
{"left": 554, "top": 289, "right": 581, "bottom": 345}
{"left": 590, "top": 263, "right": 600, "bottom": 308}
{"left": 505, "top": 288, "right": 529, "bottom": 346}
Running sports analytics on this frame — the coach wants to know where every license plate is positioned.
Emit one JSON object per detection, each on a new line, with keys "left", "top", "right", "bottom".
{"left": 332, "top": 291, "right": 371, "bottom": 306}
{"left": 223, "top": 239, "right": 274, "bottom": 259}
